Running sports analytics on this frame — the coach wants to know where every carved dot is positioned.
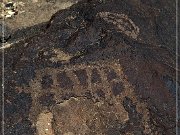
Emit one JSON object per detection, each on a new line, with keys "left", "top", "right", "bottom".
{"left": 84, "top": 91, "right": 93, "bottom": 99}
{"left": 41, "top": 75, "right": 53, "bottom": 89}
{"left": 57, "top": 71, "right": 74, "bottom": 89}
{"left": 74, "top": 69, "right": 88, "bottom": 86}
{"left": 39, "top": 93, "right": 56, "bottom": 107}
{"left": 112, "top": 82, "right": 124, "bottom": 96}
{"left": 105, "top": 68, "right": 118, "bottom": 82}
{"left": 91, "top": 68, "right": 101, "bottom": 83}
{"left": 96, "top": 89, "right": 105, "bottom": 98}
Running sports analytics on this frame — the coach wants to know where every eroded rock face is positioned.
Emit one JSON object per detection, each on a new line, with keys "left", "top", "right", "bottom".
{"left": 26, "top": 61, "right": 150, "bottom": 134}
{"left": 1, "top": 0, "right": 177, "bottom": 135}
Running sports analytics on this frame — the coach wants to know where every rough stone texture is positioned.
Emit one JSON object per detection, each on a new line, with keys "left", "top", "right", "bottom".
{"left": 0, "top": 0, "right": 81, "bottom": 44}
{"left": 3, "top": 0, "right": 80, "bottom": 29}
{"left": 0, "top": 0, "right": 178, "bottom": 135}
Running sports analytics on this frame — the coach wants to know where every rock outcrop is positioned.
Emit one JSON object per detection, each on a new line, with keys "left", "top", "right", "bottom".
{"left": 1, "top": 0, "right": 178, "bottom": 135}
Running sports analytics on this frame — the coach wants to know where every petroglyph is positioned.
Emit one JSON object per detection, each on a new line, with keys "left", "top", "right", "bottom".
{"left": 98, "top": 12, "right": 140, "bottom": 39}
{"left": 23, "top": 60, "right": 152, "bottom": 134}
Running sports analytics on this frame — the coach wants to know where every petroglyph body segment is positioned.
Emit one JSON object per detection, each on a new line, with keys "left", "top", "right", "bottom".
{"left": 29, "top": 62, "right": 126, "bottom": 99}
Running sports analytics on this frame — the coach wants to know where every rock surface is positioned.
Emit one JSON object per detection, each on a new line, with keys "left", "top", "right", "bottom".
{"left": 0, "top": 0, "right": 178, "bottom": 135}
{"left": 0, "top": 0, "right": 81, "bottom": 43}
